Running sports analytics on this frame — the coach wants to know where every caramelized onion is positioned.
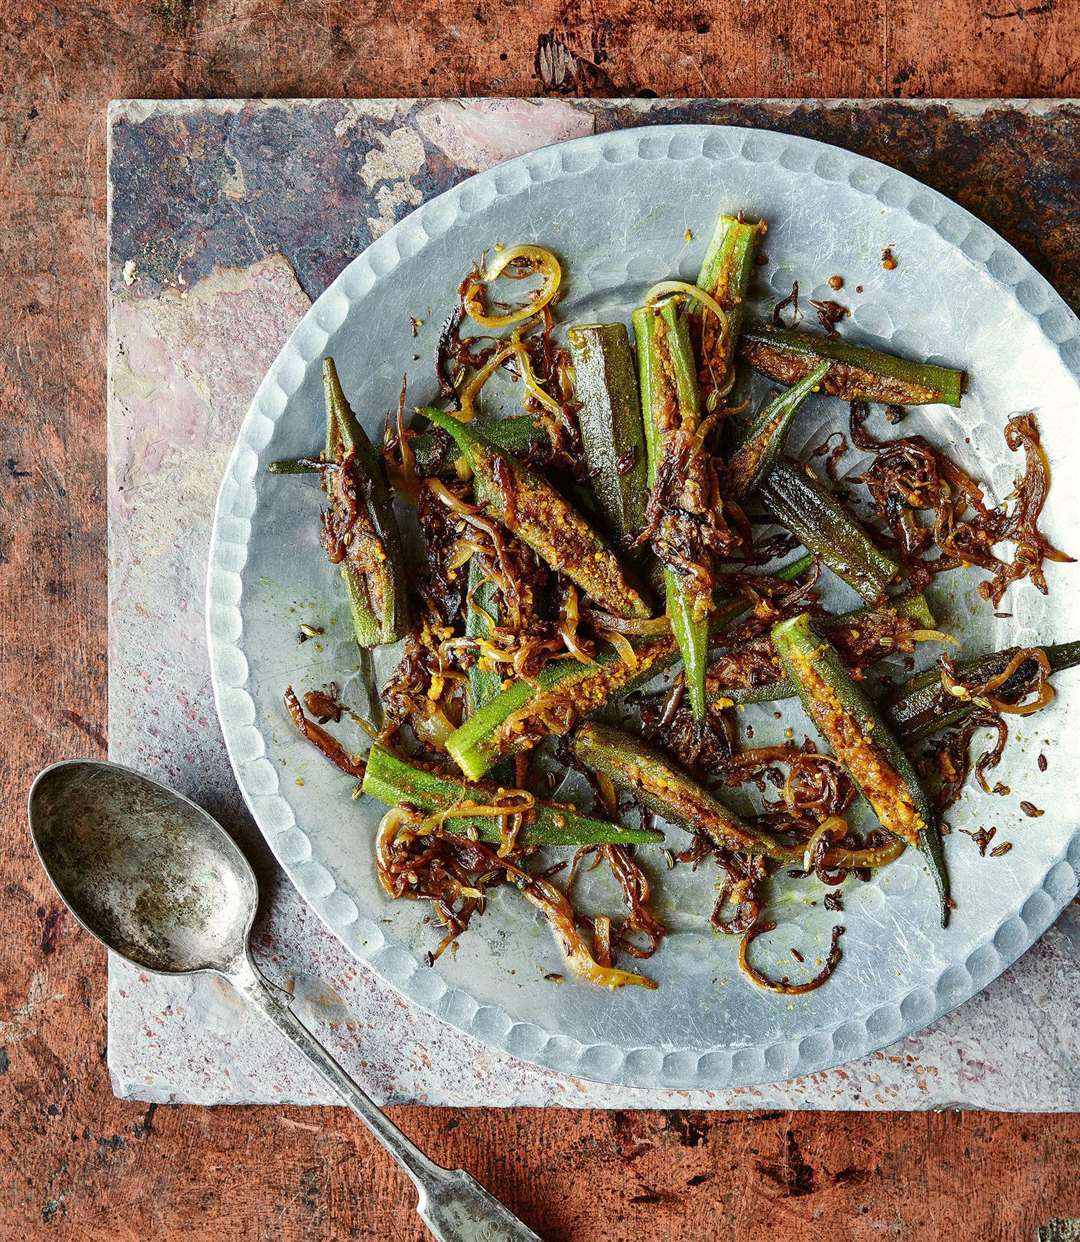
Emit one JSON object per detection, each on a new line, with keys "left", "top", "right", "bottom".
{"left": 940, "top": 647, "right": 1054, "bottom": 716}
{"left": 801, "top": 815, "right": 845, "bottom": 873}
{"left": 568, "top": 843, "right": 666, "bottom": 962}
{"left": 644, "top": 280, "right": 731, "bottom": 338}
{"left": 582, "top": 608, "right": 671, "bottom": 637}
{"left": 852, "top": 403, "right": 1072, "bottom": 607}
{"left": 284, "top": 687, "right": 366, "bottom": 779}
{"left": 739, "top": 921, "right": 845, "bottom": 994}
{"left": 453, "top": 340, "right": 518, "bottom": 422}
{"left": 462, "top": 245, "right": 562, "bottom": 329}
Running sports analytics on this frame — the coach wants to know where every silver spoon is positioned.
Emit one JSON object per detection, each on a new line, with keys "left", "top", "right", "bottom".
{"left": 28, "top": 758, "right": 540, "bottom": 1242}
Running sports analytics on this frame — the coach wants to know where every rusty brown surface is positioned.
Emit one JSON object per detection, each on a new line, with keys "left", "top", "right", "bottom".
{"left": 2, "top": 1, "right": 1080, "bottom": 1238}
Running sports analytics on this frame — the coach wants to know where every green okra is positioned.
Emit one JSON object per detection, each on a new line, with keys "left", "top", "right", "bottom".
{"left": 707, "top": 591, "right": 937, "bottom": 708}
{"left": 361, "top": 744, "right": 663, "bottom": 847}
{"left": 270, "top": 414, "right": 551, "bottom": 481}
{"left": 412, "top": 414, "right": 551, "bottom": 477}
{"left": 571, "top": 722, "right": 791, "bottom": 858}
{"left": 885, "top": 640, "right": 1080, "bottom": 744}
{"left": 447, "top": 636, "right": 678, "bottom": 782}
{"left": 446, "top": 556, "right": 815, "bottom": 782}
{"left": 740, "top": 321, "right": 964, "bottom": 408}
{"left": 568, "top": 323, "right": 649, "bottom": 550}
{"left": 422, "top": 407, "right": 650, "bottom": 620}
{"left": 322, "top": 358, "right": 410, "bottom": 647}
{"left": 772, "top": 611, "right": 949, "bottom": 926}
{"left": 726, "top": 362, "right": 832, "bottom": 498}
{"left": 632, "top": 298, "right": 711, "bottom": 721}
{"left": 695, "top": 214, "right": 766, "bottom": 407}
{"left": 760, "top": 457, "right": 898, "bottom": 603}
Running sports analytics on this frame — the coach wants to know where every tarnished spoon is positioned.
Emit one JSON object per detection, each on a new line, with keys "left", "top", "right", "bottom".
{"left": 28, "top": 759, "right": 540, "bottom": 1242}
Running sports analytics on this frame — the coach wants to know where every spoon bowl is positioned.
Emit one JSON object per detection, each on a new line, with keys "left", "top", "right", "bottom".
{"left": 29, "top": 759, "right": 256, "bottom": 975}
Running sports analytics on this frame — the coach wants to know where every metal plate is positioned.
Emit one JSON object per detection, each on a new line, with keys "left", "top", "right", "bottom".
{"left": 207, "top": 124, "right": 1080, "bottom": 1090}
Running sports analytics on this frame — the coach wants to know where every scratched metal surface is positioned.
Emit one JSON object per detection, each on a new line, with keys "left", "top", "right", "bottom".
{"left": 109, "top": 97, "right": 1080, "bottom": 1106}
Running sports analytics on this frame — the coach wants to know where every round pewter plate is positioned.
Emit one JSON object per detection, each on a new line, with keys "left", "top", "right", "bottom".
{"left": 207, "top": 124, "right": 1080, "bottom": 1090}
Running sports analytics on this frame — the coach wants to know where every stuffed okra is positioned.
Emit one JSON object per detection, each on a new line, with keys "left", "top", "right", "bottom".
{"left": 322, "top": 358, "right": 410, "bottom": 646}
{"left": 726, "top": 363, "right": 831, "bottom": 498}
{"left": 423, "top": 407, "right": 650, "bottom": 620}
{"left": 447, "top": 557, "right": 814, "bottom": 781}
{"left": 572, "top": 722, "right": 908, "bottom": 871}
{"left": 772, "top": 611, "right": 949, "bottom": 925}
{"left": 707, "top": 591, "right": 939, "bottom": 708}
{"left": 362, "top": 744, "right": 663, "bottom": 847}
{"left": 740, "top": 322, "right": 964, "bottom": 407}
{"left": 634, "top": 298, "right": 740, "bottom": 720}
{"left": 694, "top": 214, "right": 766, "bottom": 408}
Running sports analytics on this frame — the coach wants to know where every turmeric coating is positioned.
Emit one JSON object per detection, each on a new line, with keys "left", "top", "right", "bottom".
{"left": 783, "top": 639, "right": 925, "bottom": 846}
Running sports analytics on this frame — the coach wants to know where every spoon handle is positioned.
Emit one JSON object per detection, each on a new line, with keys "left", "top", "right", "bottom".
{"left": 230, "top": 954, "right": 541, "bottom": 1242}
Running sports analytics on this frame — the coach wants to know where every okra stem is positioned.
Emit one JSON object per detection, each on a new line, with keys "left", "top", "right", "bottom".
{"left": 568, "top": 323, "right": 648, "bottom": 550}
{"left": 268, "top": 457, "right": 322, "bottom": 475}
{"left": 772, "top": 612, "right": 949, "bottom": 925}
{"left": 740, "top": 322, "right": 964, "bottom": 407}
{"left": 727, "top": 362, "right": 832, "bottom": 498}
{"left": 362, "top": 744, "right": 662, "bottom": 846}
{"left": 423, "top": 407, "right": 650, "bottom": 620}
{"left": 761, "top": 457, "right": 898, "bottom": 602}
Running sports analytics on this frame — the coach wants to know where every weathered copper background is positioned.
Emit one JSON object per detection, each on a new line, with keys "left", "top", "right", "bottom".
{"left": 3, "top": 1, "right": 1080, "bottom": 1237}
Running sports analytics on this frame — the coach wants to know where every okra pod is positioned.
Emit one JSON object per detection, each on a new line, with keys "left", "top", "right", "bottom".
{"left": 413, "top": 414, "right": 551, "bottom": 477}
{"left": 568, "top": 323, "right": 649, "bottom": 550}
{"left": 573, "top": 724, "right": 905, "bottom": 870}
{"left": 323, "top": 359, "right": 410, "bottom": 647}
{"left": 447, "top": 636, "right": 677, "bottom": 781}
{"left": 727, "top": 362, "right": 832, "bottom": 498}
{"left": 772, "top": 612, "right": 949, "bottom": 925}
{"left": 362, "top": 744, "right": 662, "bottom": 847}
{"left": 633, "top": 298, "right": 711, "bottom": 720}
{"left": 695, "top": 214, "right": 766, "bottom": 407}
{"left": 707, "top": 591, "right": 938, "bottom": 708}
{"left": 761, "top": 457, "right": 898, "bottom": 602}
{"left": 571, "top": 722, "right": 791, "bottom": 858}
{"left": 423, "top": 407, "right": 650, "bottom": 620}
{"left": 271, "top": 415, "right": 552, "bottom": 482}
{"left": 740, "top": 322, "right": 964, "bottom": 408}
{"left": 886, "top": 639, "right": 1080, "bottom": 743}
